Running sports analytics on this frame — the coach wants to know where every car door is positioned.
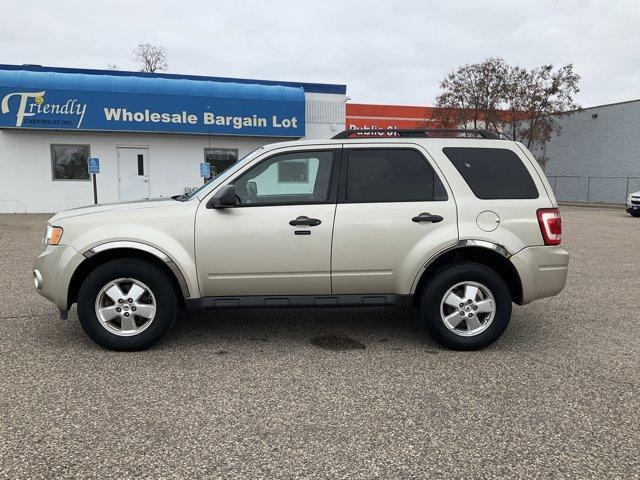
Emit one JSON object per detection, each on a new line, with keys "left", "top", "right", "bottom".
{"left": 195, "top": 147, "right": 339, "bottom": 297}
{"left": 331, "top": 144, "right": 458, "bottom": 295}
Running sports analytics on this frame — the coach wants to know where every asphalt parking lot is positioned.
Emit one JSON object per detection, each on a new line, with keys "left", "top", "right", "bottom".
{"left": 0, "top": 206, "right": 638, "bottom": 479}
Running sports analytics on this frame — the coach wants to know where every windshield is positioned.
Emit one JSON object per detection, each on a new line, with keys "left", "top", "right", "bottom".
{"left": 180, "top": 147, "right": 265, "bottom": 201}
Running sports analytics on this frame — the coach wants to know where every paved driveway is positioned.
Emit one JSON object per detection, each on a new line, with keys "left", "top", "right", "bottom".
{"left": 0, "top": 207, "right": 638, "bottom": 479}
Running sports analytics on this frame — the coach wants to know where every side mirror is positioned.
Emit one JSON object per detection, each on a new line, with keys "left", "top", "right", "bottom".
{"left": 207, "top": 184, "right": 236, "bottom": 209}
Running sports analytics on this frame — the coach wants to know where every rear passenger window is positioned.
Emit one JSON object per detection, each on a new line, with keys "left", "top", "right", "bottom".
{"left": 345, "top": 149, "right": 448, "bottom": 203}
{"left": 442, "top": 147, "right": 538, "bottom": 199}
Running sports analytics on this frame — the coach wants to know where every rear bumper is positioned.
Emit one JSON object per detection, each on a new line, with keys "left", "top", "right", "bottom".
{"left": 510, "top": 246, "right": 569, "bottom": 304}
{"left": 33, "top": 245, "right": 85, "bottom": 312}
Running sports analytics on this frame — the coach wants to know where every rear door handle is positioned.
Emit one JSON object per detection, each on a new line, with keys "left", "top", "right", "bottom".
{"left": 412, "top": 213, "right": 443, "bottom": 223}
{"left": 289, "top": 216, "right": 322, "bottom": 227}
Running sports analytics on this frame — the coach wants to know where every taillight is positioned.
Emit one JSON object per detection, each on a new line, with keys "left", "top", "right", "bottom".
{"left": 537, "top": 208, "right": 562, "bottom": 245}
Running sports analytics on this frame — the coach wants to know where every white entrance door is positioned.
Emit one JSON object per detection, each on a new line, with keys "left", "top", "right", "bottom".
{"left": 117, "top": 147, "right": 150, "bottom": 201}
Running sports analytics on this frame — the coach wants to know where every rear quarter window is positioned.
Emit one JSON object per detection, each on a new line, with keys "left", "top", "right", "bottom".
{"left": 442, "top": 147, "right": 539, "bottom": 200}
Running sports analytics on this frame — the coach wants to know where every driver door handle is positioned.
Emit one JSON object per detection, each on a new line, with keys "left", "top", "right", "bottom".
{"left": 289, "top": 216, "right": 322, "bottom": 227}
{"left": 412, "top": 213, "right": 444, "bottom": 223}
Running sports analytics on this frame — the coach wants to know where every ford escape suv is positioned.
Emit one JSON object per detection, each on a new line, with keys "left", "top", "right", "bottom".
{"left": 34, "top": 129, "right": 569, "bottom": 351}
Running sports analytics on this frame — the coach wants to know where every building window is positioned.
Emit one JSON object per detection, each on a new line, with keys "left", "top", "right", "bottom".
{"left": 278, "top": 158, "right": 309, "bottom": 183}
{"left": 204, "top": 148, "right": 238, "bottom": 183}
{"left": 51, "top": 144, "right": 91, "bottom": 180}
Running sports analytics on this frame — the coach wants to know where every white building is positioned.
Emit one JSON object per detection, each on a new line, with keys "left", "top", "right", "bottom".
{"left": 0, "top": 65, "right": 346, "bottom": 213}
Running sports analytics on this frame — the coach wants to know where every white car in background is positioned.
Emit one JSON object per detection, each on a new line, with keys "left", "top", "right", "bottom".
{"left": 627, "top": 191, "right": 640, "bottom": 217}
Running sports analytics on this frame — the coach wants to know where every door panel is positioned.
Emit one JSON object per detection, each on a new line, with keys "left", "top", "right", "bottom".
{"left": 118, "top": 147, "right": 149, "bottom": 201}
{"left": 331, "top": 146, "right": 458, "bottom": 294}
{"left": 195, "top": 204, "right": 335, "bottom": 296}
{"left": 195, "top": 148, "right": 339, "bottom": 297}
{"left": 332, "top": 201, "right": 457, "bottom": 294}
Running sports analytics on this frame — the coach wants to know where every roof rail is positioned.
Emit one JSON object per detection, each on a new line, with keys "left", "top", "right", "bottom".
{"left": 331, "top": 128, "right": 500, "bottom": 140}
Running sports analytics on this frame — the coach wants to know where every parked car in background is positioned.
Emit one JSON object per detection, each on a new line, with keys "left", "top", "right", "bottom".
{"left": 626, "top": 191, "right": 640, "bottom": 216}
{"left": 33, "top": 129, "right": 569, "bottom": 351}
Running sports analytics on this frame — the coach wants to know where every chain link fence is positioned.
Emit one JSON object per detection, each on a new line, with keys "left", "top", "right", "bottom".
{"left": 545, "top": 176, "right": 640, "bottom": 204}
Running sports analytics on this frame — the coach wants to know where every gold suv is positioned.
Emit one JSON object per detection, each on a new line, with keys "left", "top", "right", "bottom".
{"left": 34, "top": 129, "right": 569, "bottom": 351}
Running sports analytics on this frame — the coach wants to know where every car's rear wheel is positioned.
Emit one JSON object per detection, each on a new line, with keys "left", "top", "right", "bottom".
{"left": 77, "top": 258, "right": 178, "bottom": 351}
{"left": 419, "top": 262, "right": 512, "bottom": 350}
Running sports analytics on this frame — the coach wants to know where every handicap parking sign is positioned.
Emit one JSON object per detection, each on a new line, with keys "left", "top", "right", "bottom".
{"left": 200, "top": 162, "right": 211, "bottom": 178}
{"left": 87, "top": 157, "right": 100, "bottom": 174}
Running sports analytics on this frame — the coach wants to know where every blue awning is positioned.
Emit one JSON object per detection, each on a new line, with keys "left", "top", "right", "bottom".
{"left": 0, "top": 63, "right": 346, "bottom": 95}
{"left": 0, "top": 69, "right": 306, "bottom": 137}
{"left": 0, "top": 70, "right": 305, "bottom": 101}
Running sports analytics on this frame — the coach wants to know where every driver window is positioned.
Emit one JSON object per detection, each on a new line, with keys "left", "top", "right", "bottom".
{"left": 234, "top": 150, "right": 334, "bottom": 206}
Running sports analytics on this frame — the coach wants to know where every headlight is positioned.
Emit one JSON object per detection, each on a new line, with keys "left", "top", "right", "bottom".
{"left": 43, "top": 224, "right": 63, "bottom": 248}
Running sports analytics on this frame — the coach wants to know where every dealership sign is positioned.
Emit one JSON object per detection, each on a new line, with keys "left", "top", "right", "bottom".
{"left": 0, "top": 79, "right": 305, "bottom": 137}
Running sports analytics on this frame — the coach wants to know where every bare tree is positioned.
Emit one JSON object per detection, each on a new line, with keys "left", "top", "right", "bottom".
{"left": 434, "top": 58, "right": 508, "bottom": 132}
{"left": 435, "top": 58, "right": 580, "bottom": 165}
{"left": 133, "top": 43, "right": 168, "bottom": 73}
{"left": 505, "top": 64, "right": 581, "bottom": 165}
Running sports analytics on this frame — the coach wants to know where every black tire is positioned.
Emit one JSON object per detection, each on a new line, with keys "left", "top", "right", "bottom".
{"left": 419, "top": 262, "right": 512, "bottom": 351}
{"left": 630, "top": 212, "right": 640, "bottom": 217}
{"left": 77, "top": 258, "right": 178, "bottom": 351}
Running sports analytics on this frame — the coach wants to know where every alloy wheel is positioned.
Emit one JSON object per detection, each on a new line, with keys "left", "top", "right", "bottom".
{"left": 439, "top": 281, "right": 496, "bottom": 337}
{"left": 94, "top": 278, "right": 157, "bottom": 337}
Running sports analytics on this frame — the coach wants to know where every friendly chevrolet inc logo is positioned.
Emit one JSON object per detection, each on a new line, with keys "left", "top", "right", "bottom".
{"left": 0, "top": 91, "right": 87, "bottom": 128}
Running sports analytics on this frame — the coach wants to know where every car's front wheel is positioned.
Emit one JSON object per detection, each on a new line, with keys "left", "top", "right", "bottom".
{"left": 420, "top": 262, "right": 512, "bottom": 350}
{"left": 77, "top": 258, "right": 178, "bottom": 350}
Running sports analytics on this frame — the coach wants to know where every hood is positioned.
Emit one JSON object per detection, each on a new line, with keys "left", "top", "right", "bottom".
{"left": 631, "top": 191, "right": 640, "bottom": 197}
{"left": 49, "top": 197, "right": 178, "bottom": 222}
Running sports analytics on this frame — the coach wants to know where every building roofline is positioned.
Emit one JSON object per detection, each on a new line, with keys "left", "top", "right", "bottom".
{"left": 0, "top": 63, "right": 346, "bottom": 95}
{"left": 564, "top": 98, "right": 640, "bottom": 113}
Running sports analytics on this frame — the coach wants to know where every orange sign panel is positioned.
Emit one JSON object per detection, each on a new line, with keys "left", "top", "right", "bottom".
{"left": 345, "top": 103, "right": 446, "bottom": 132}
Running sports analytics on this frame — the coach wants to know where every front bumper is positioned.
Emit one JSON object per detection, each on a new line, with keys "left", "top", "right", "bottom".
{"left": 33, "top": 245, "right": 85, "bottom": 312}
{"left": 510, "top": 246, "right": 570, "bottom": 304}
